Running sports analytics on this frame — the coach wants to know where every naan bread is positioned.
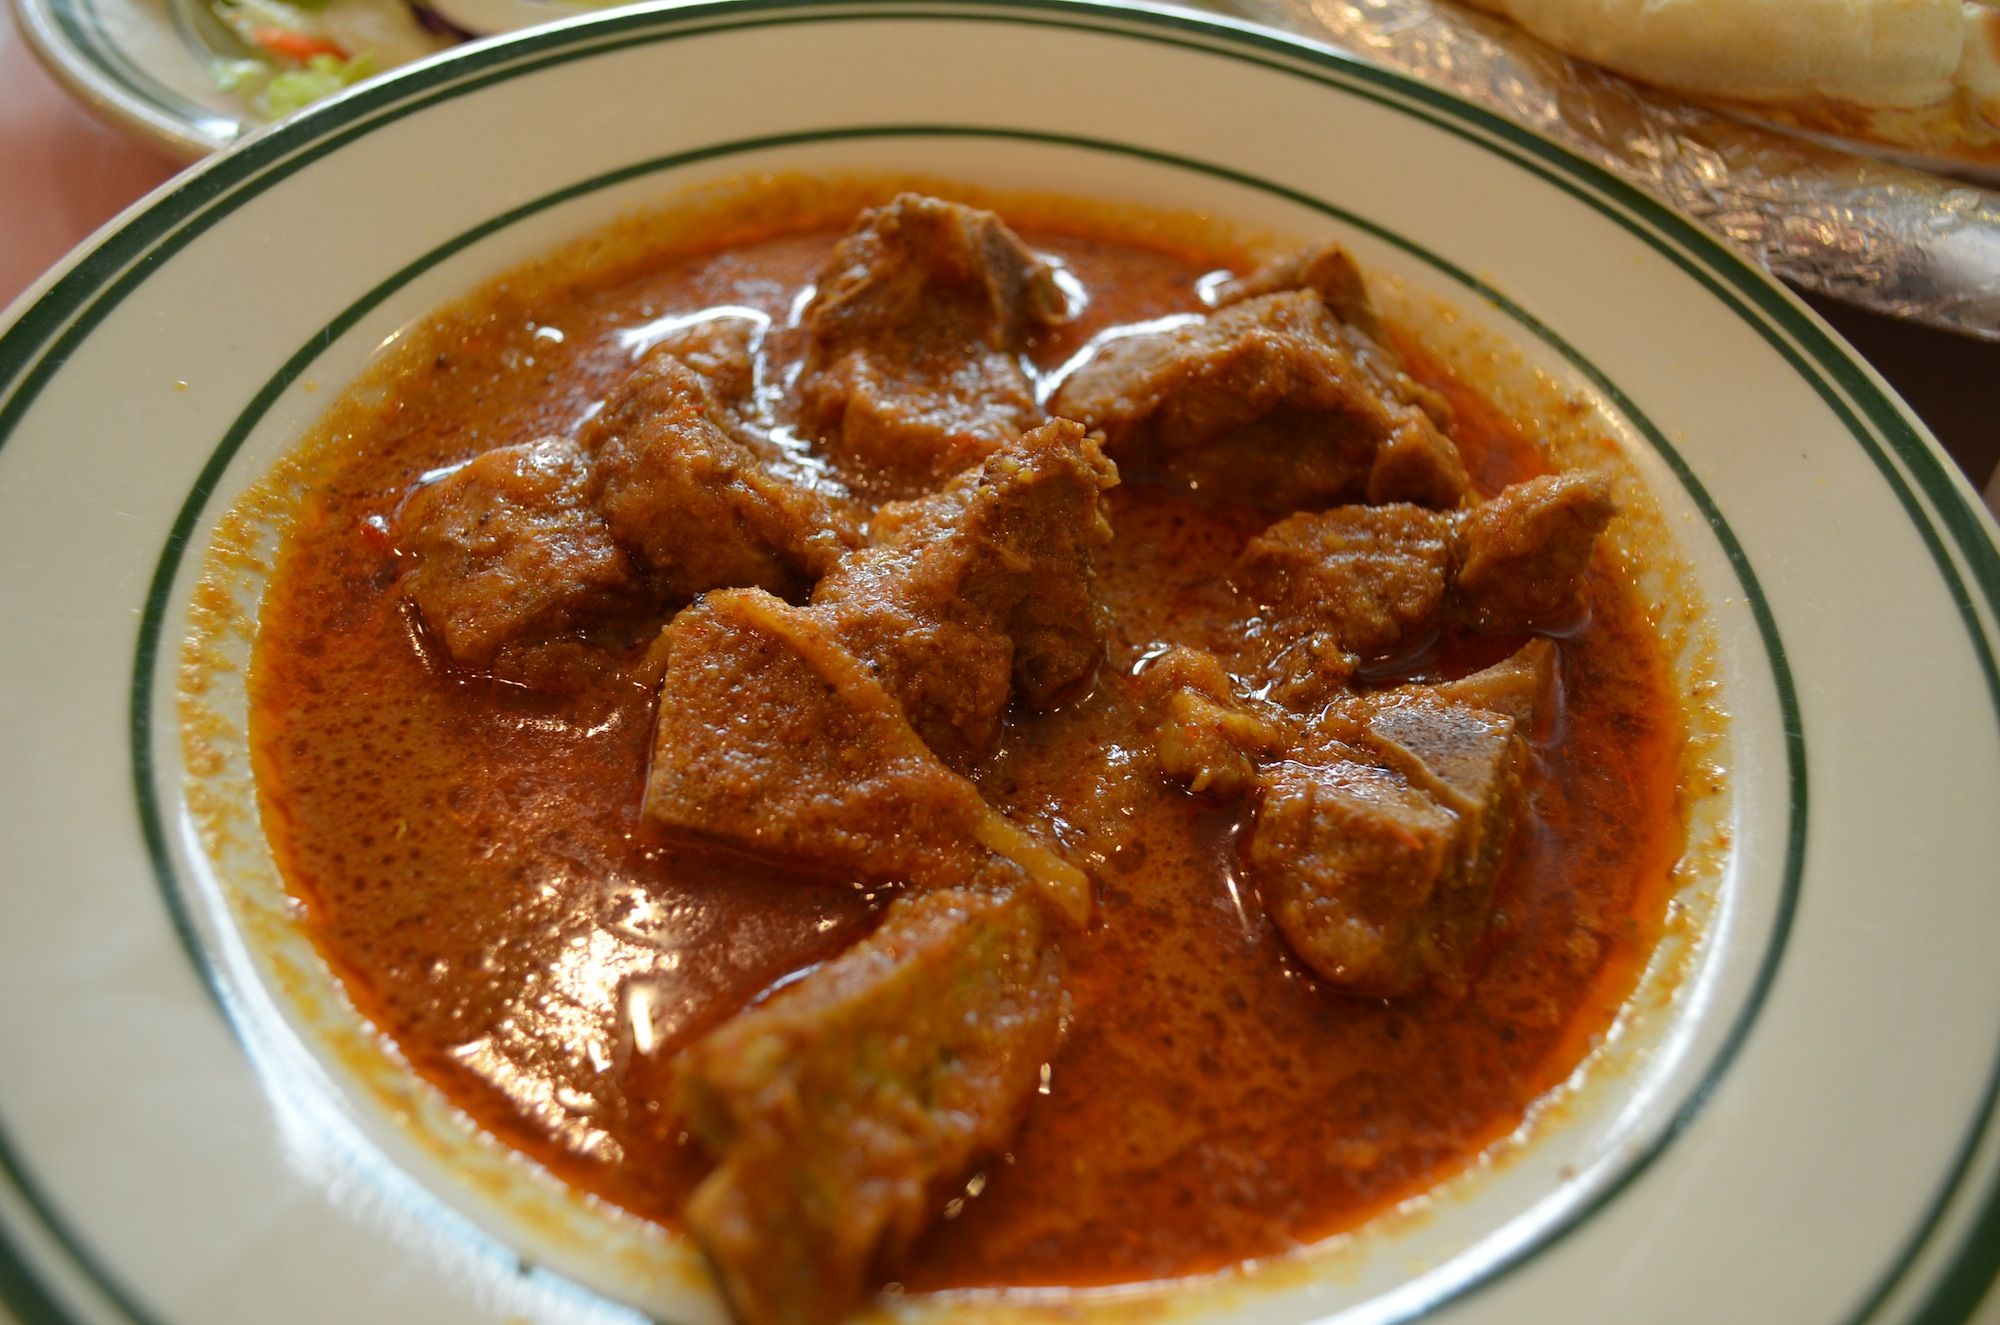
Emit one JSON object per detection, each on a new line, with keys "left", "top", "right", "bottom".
{"left": 1460, "top": 0, "right": 2000, "bottom": 164}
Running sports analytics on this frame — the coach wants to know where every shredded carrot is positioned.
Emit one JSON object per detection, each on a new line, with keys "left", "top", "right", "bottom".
{"left": 249, "top": 27, "right": 347, "bottom": 62}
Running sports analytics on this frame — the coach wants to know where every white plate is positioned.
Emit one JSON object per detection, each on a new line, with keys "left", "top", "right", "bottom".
{"left": 2, "top": 3, "right": 1999, "bottom": 1323}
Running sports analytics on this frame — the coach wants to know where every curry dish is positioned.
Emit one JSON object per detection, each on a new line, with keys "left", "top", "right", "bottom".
{"left": 247, "top": 185, "right": 1685, "bottom": 1325}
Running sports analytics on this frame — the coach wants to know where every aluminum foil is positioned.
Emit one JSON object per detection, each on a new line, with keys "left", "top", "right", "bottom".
{"left": 1209, "top": 0, "right": 2000, "bottom": 339}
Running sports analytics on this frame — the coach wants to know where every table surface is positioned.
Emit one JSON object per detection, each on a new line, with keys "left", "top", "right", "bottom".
{"left": 3, "top": 6, "right": 1999, "bottom": 1325}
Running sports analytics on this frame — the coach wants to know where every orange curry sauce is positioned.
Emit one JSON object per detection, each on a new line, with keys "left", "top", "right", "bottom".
{"left": 248, "top": 200, "right": 1684, "bottom": 1290}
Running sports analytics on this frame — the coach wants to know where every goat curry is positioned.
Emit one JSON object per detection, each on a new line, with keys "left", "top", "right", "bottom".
{"left": 247, "top": 185, "right": 1686, "bottom": 1325}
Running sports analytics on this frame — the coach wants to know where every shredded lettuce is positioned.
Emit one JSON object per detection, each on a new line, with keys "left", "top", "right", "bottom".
{"left": 209, "top": 56, "right": 270, "bottom": 94}
{"left": 215, "top": 0, "right": 322, "bottom": 40}
{"left": 262, "top": 51, "right": 378, "bottom": 115}
{"left": 206, "top": 0, "right": 441, "bottom": 116}
{"left": 208, "top": 49, "right": 376, "bottom": 117}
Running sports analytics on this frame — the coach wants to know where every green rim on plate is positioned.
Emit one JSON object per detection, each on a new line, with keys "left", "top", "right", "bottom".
{"left": 0, "top": 5, "right": 1994, "bottom": 1325}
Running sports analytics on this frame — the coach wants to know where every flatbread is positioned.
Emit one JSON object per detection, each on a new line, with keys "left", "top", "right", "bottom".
{"left": 1459, "top": 0, "right": 2000, "bottom": 166}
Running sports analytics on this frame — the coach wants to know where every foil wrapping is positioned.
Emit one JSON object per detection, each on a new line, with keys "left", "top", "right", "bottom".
{"left": 1211, "top": 0, "right": 2000, "bottom": 339}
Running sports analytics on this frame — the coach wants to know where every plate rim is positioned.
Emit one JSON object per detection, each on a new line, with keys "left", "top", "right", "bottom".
{"left": 0, "top": 3, "right": 1996, "bottom": 1323}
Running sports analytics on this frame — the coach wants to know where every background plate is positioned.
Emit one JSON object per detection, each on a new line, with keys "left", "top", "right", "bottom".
{"left": 11, "top": 0, "right": 243, "bottom": 154}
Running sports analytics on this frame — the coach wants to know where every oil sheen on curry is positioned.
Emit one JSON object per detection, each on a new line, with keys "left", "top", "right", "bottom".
{"left": 248, "top": 185, "right": 1684, "bottom": 1325}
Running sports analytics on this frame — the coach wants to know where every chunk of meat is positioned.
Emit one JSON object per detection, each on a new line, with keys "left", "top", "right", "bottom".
{"left": 1213, "top": 244, "right": 1453, "bottom": 429}
{"left": 1235, "top": 502, "right": 1452, "bottom": 708}
{"left": 807, "top": 194, "right": 1065, "bottom": 349}
{"left": 1248, "top": 759, "right": 1462, "bottom": 996}
{"left": 814, "top": 420, "right": 1118, "bottom": 767}
{"left": 1236, "top": 478, "right": 1613, "bottom": 704}
{"left": 1432, "top": 638, "right": 1557, "bottom": 726}
{"left": 1455, "top": 472, "right": 1616, "bottom": 631}
{"left": 641, "top": 588, "right": 992, "bottom": 880}
{"left": 802, "top": 352, "right": 1045, "bottom": 499}
{"left": 396, "top": 434, "right": 643, "bottom": 666}
{"left": 1243, "top": 637, "right": 1555, "bottom": 996}
{"left": 585, "top": 337, "right": 858, "bottom": 602}
{"left": 1237, "top": 504, "right": 1453, "bottom": 658}
{"left": 1048, "top": 290, "right": 1467, "bottom": 510}
{"left": 799, "top": 194, "right": 1066, "bottom": 497}
{"left": 650, "top": 314, "right": 760, "bottom": 403}
{"left": 1246, "top": 661, "right": 1540, "bottom": 996}
{"left": 1362, "top": 696, "right": 1524, "bottom": 834}
{"left": 1214, "top": 242, "right": 1381, "bottom": 339}
{"left": 1139, "top": 647, "right": 1289, "bottom": 798}
{"left": 642, "top": 589, "right": 1089, "bottom": 924}
{"left": 676, "top": 886, "right": 1065, "bottom": 1325}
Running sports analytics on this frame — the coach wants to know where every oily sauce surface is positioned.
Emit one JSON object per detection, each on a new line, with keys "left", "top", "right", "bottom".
{"left": 249, "top": 211, "right": 1683, "bottom": 1289}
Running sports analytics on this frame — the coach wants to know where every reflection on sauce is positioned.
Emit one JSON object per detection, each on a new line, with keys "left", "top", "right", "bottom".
{"left": 248, "top": 204, "right": 1683, "bottom": 1291}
